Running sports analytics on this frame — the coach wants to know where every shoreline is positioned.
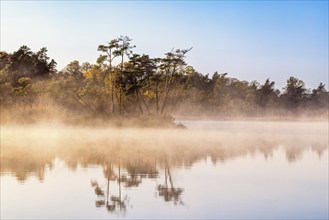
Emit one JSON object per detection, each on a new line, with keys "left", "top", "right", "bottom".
{"left": 174, "top": 115, "right": 329, "bottom": 123}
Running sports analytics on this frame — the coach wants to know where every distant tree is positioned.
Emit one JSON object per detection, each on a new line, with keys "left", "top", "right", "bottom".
{"left": 12, "top": 76, "right": 35, "bottom": 107}
{"left": 82, "top": 65, "right": 109, "bottom": 113}
{"left": 98, "top": 36, "right": 135, "bottom": 115}
{"left": 113, "top": 36, "right": 135, "bottom": 114}
{"left": 0, "top": 52, "right": 12, "bottom": 86}
{"left": 98, "top": 39, "right": 119, "bottom": 113}
{"left": 180, "top": 66, "right": 201, "bottom": 105}
{"left": 211, "top": 72, "right": 229, "bottom": 113}
{"left": 123, "top": 54, "right": 157, "bottom": 114}
{"left": 33, "top": 47, "right": 56, "bottom": 76}
{"left": 5, "top": 46, "right": 56, "bottom": 84}
{"left": 312, "top": 83, "right": 326, "bottom": 95}
{"left": 98, "top": 39, "right": 119, "bottom": 72}
{"left": 80, "top": 62, "right": 93, "bottom": 73}
{"left": 0, "top": 51, "right": 11, "bottom": 71}
{"left": 281, "top": 76, "right": 306, "bottom": 109}
{"left": 63, "top": 60, "right": 83, "bottom": 79}
{"left": 245, "top": 80, "right": 258, "bottom": 113}
{"left": 310, "top": 83, "right": 328, "bottom": 109}
{"left": 159, "top": 48, "right": 192, "bottom": 114}
{"left": 256, "top": 78, "right": 278, "bottom": 109}
{"left": 0, "top": 46, "right": 56, "bottom": 109}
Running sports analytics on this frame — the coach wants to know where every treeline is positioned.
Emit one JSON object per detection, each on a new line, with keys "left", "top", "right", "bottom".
{"left": 0, "top": 36, "right": 328, "bottom": 123}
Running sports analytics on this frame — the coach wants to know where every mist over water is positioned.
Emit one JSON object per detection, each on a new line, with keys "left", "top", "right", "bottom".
{"left": 1, "top": 120, "right": 328, "bottom": 219}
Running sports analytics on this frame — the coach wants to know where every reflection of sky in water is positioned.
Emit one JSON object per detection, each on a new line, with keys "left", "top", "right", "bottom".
{"left": 1, "top": 121, "right": 328, "bottom": 219}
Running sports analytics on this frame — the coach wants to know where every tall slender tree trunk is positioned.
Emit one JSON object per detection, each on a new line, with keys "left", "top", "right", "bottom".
{"left": 155, "top": 83, "right": 159, "bottom": 115}
{"left": 160, "top": 93, "right": 169, "bottom": 114}
{"left": 136, "top": 90, "right": 143, "bottom": 113}
{"left": 107, "top": 50, "right": 115, "bottom": 115}
{"left": 138, "top": 90, "right": 150, "bottom": 114}
{"left": 160, "top": 67, "right": 175, "bottom": 114}
{"left": 115, "top": 89, "right": 120, "bottom": 114}
{"left": 106, "top": 178, "right": 110, "bottom": 205}
{"left": 164, "top": 164, "right": 168, "bottom": 188}
{"left": 167, "top": 164, "right": 174, "bottom": 189}
{"left": 119, "top": 87, "right": 122, "bottom": 115}
{"left": 109, "top": 63, "right": 115, "bottom": 114}
{"left": 118, "top": 163, "right": 122, "bottom": 210}
{"left": 111, "top": 85, "right": 115, "bottom": 114}
{"left": 160, "top": 77, "right": 172, "bottom": 114}
{"left": 119, "top": 54, "right": 124, "bottom": 115}
{"left": 213, "top": 95, "right": 216, "bottom": 113}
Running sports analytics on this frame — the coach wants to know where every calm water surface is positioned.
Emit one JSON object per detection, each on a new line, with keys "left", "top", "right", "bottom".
{"left": 1, "top": 121, "right": 328, "bottom": 219}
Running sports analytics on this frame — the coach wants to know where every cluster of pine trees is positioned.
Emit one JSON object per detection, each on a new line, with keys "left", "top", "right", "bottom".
{"left": 0, "top": 36, "right": 328, "bottom": 123}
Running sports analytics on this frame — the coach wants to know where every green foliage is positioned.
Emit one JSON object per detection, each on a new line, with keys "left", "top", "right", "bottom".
{"left": 1, "top": 41, "right": 328, "bottom": 122}
{"left": 255, "top": 78, "right": 278, "bottom": 109}
{"left": 281, "top": 77, "right": 307, "bottom": 109}
{"left": 3, "top": 46, "right": 56, "bottom": 85}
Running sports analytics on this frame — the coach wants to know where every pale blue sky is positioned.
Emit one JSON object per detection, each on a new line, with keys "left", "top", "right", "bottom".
{"left": 1, "top": 1, "right": 328, "bottom": 89}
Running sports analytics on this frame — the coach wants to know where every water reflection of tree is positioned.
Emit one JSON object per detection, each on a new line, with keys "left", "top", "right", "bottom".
{"left": 157, "top": 160, "right": 184, "bottom": 205}
{"left": 91, "top": 162, "right": 128, "bottom": 215}
{"left": 2, "top": 131, "right": 328, "bottom": 183}
{"left": 286, "top": 148, "right": 303, "bottom": 163}
{"left": 311, "top": 143, "right": 328, "bottom": 158}
{"left": 2, "top": 129, "right": 328, "bottom": 216}
{"left": 0, "top": 145, "right": 54, "bottom": 182}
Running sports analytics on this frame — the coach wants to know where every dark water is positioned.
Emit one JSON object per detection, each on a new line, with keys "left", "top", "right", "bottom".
{"left": 1, "top": 121, "right": 328, "bottom": 219}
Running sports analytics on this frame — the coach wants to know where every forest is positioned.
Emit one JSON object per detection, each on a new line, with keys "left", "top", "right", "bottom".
{"left": 0, "top": 36, "right": 328, "bottom": 126}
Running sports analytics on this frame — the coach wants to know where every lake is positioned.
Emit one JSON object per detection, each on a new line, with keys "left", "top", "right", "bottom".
{"left": 1, "top": 121, "right": 328, "bottom": 219}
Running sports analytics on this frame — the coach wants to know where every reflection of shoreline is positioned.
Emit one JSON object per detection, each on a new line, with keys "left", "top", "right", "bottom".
{"left": 2, "top": 146, "right": 327, "bottom": 178}
{"left": 1, "top": 143, "right": 327, "bottom": 215}
{"left": 2, "top": 147, "right": 327, "bottom": 216}
{"left": 1, "top": 126, "right": 327, "bottom": 182}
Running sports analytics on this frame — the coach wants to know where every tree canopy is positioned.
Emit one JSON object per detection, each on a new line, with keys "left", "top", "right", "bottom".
{"left": 0, "top": 38, "right": 328, "bottom": 124}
